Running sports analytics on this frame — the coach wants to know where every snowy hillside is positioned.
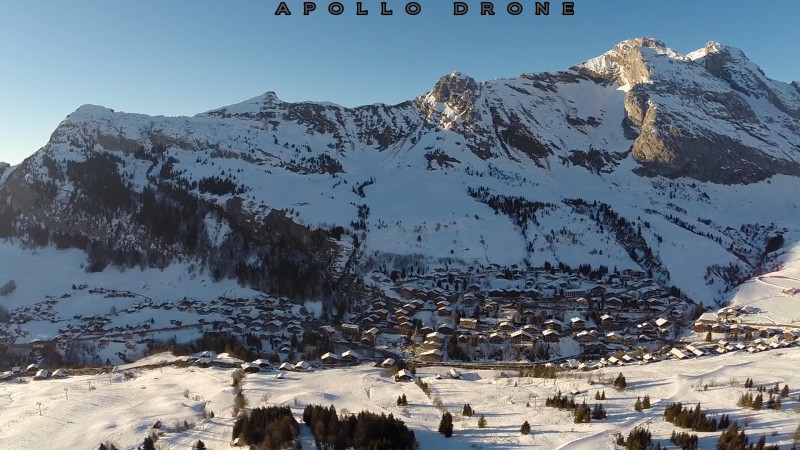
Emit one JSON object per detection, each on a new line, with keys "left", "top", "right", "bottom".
{"left": 1, "top": 350, "right": 799, "bottom": 449}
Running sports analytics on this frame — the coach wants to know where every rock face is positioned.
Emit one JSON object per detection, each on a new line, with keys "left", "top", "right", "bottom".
{"left": 574, "top": 38, "right": 800, "bottom": 183}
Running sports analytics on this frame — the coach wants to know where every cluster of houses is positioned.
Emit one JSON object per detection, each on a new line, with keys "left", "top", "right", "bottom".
{"left": 691, "top": 305, "right": 800, "bottom": 352}
{"left": 2, "top": 290, "right": 315, "bottom": 367}
{"left": 343, "top": 265, "right": 690, "bottom": 364}
{"left": 0, "top": 363, "right": 67, "bottom": 382}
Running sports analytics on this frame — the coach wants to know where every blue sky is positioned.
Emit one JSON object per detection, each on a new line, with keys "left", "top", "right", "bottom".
{"left": 1, "top": 0, "right": 798, "bottom": 165}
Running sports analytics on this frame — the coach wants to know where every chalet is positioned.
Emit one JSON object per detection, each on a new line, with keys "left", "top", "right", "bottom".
{"left": 342, "top": 323, "right": 360, "bottom": 339}
{"left": 510, "top": 330, "right": 533, "bottom": 344}
{"left": 654, "top": 318, "right": 672, "bottom": 329}
{"left": 295, "top": 361, "right": 312, "bottom": 372}
{"left": 589, "top": 285, "right": 606, "bottom": 296}
{"left": 543, "top": 319, "right": 563, "bottom": 332}
{"left": 279, "top": 362, "right": 295, "bottom": 371}
{"left": 498, "top": 321, "right": 515, "bottom": 332}
{"left": 233, "top": 323, "right": 248, "bottom": 334}
{"left": 395, "top": 369, "right": 414, "bottom": 382}
{"left": 241, "top": 362, "right": 260, "bottom": 374}
{"left": 640, "top": 288, "right": 662, "bottom": 299}
{"left": 449, "top": 368, "right": 461, "bottom": 379}
{"left": 34, "top": 369, "right": 51, "bottom": 380}
{"left": 542, "top": 329, "right": 560, "bottom": 342}
{"left": 419, "top": 349, "right": 444, "bottom": 362}
{"left": 381, "top": 358, "right": 396, "bottom": 368}
{"left": 437, "top": 324, "right": 454, "bottom": 335}
{"left": 605, "top": 332, "right": 623, "bottom": 344}
{"left": 693, "top": 321, "right": 712, "bottom": 333}
{"left": 606, "top": 297, "right": 624, "bottom": 308}
{"left": 489, "top": 332, "right": 506, "bottom": 344}
{"left": 669, "top": 348, "right": 688, "bottom": 360}
{"left": 569, "top": 317, "right": 586, "bottom": 330}
{"left": 600, "top": 314, "right": 615, "bottom": 327}
{"left": 265, "top": 320, "right": 284, "bottom": 333}
{"left": 26, "top": 363, "right": 39, "bottom": 373}
{"left": 437, "top": 306, "right": 452, "bottom": 317}
{"left": 717, "top": 307, "right": 737, "bottom": 321}
{"left": 422, "top": 340, "right": 442, "bottom": 350}
{"left": 398, "top": 321, "right": 414, "bottom": 334}
{"left": 321, "top": 352, "right": 339, "bottom": 364}
{"left": 363, "top": 328, "right": 379, "bottom": 346}
{"left": 397, "top": 287, "right": 415, "bottom": 298}
{"left": 459, "top": 318, "right": 478, "bottom": 330}
{"left": 253, "top": 359, "right": 272, "bottom": 371}
{"left": 575, "top": 297, "right": 589, "bottom": 306}
{"left": 783, "top": 330, "right": 800, "bottom": 342}
{"left": 426, "top": 332, "right": 447, "bottom": 344}
{"left": 341, "top": 350, "right": 359, "bottom": 363}
{"left": 575, "top": 330, "right": 596, "bottom": 343}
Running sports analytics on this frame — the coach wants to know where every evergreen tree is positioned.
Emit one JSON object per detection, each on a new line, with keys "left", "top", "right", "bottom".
{"left": 438, "top": 412, "right": 454, "bottom": 437}
{"left": 142, "top": 437, "right": 156, "bottom": 450}
{"left": 753, "top": 393, "right": 763, "bottom": 410}
{"left": 462, "top": 403, "right": 474, "bottom": 416}
{"left": 591, "top": 403, "right": 607, "bottom": 420}
{"left": 574, "top": 401, "right": 591, "bottom": 423}
{"left": 642, "top": 395, "right": 651, "bottom": 409}
{"left": 781, "top": 384, "right": 790, "bottom": 398}
{"left": 193, "top": 441, "right": 206, "bottom": 450}
{"left": 716, "top": 422, "right": 748, "bottom": 450}
{"left": 521, "top": 420, "right": 531, "bottom": 435}
{"left": 477, "top": 415, "right": 487, "bottom": 428}
{"left": 634, "top": 397, "right": 643, "bottom": 412}
{"left": 601, "top": 390, "right": 606, "bottom": 400}
{"left": 613, "top": 373, "right": 627, "bottom": 390}
{"left": 623, "top": 426, "right": 652, "bottom": 450}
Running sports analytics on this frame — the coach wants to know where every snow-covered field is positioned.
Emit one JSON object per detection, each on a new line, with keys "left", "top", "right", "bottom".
{"left": 730, "top": 242, "right": 800, "bottom": 327}
{"left": 1, "top": 349, "right": 798, "bottom": 450}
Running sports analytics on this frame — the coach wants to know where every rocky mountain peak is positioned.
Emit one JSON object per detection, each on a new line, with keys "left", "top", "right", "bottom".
{"left": 200, "top": 91, "right": 284, "bottom": 118}
{"left": 425, "top": 71, "right": 479, "bottom": 104}
{"left": 573, "top": 37, "right": 684, "bottom": 87}
{"left": 416, "top": 71, "right": 481, "bottom": 132}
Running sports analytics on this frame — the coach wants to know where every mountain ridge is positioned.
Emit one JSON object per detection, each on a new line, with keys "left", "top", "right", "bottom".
{"left": 0, "top": 37, "right": 798, "bottom": 309}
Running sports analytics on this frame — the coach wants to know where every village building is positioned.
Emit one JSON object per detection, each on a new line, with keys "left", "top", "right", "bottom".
{"left": 395, "top": 369, "right": 414, "bottom": 382}
{"left": 542, "top": 329, "right": 560, "bottom": 342}
{"left": 458, "top": 318, "right": 478, "bottom": 330}
{"left": 341, "top": 350, "right": 359, "bottom": 363}
{"left": 321, "top": 352, "right": 339, "bottom": 364}
{"left": 419, "top": 349, "right": 444, "bottom": 362}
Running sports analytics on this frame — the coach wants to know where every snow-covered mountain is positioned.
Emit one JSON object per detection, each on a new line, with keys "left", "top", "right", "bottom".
{"left": 1, "top": 37, "right": 799, "bottom": 306}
